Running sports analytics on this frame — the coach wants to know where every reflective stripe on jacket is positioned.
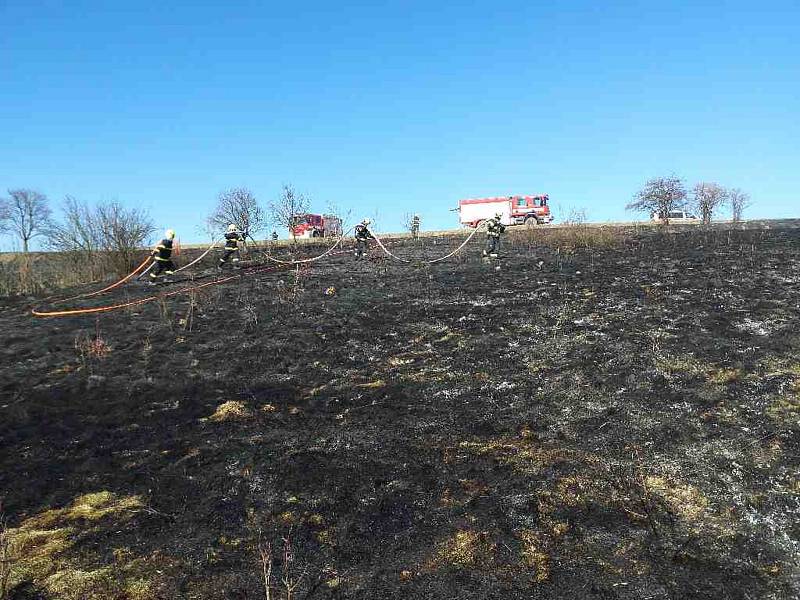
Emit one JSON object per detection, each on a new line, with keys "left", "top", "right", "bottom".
{"left": 355, "top": 225, "right": 373, "bottom": 240}
{"left": 224, "top": 232, "right": 244, "bottom": 249}
{"left": 152, "top": 238, "right": 173, "bottom": 261}
{"left": 486, "top": 219, "right": 505, "bottom": 238}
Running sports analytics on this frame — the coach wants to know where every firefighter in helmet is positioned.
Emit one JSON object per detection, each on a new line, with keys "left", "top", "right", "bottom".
{"left": 354, "top": 219, "right": 374, "bottom": 260}
{"left": 150, "top": 229, "right": 177, "bottom": 283}
{"left": 219, "top": 223, "right": 245, "bottom": 269}
{"left": 411, "top": 214, "right": 420, "bottom": 240}
{"left": 483, "top": 213, "right": 505, "bottom": 258}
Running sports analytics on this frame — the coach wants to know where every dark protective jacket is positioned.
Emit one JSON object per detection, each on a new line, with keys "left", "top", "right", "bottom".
{"left": 224, "top": 231, "right": 244, "bottom": 250}
{"left": 411, "top": 216, "right": 420, "bottom": 230}
{"left": 486, "top": 218, "right": 505, "bottom": 238}
{"left": 152, "top": 238, "right": 174, "bottom": 261}
{"left": 355, "top": 224, "right": 373, "bottom": 241}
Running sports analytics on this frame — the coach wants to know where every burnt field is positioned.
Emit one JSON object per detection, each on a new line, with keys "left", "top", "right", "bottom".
{"left": 1, "top": 224, "right": 799, "bottom": 599}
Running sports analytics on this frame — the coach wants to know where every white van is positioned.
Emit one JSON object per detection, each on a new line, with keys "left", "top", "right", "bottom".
{"left": 650, "top": 210, "right": 700, "bottom": 224}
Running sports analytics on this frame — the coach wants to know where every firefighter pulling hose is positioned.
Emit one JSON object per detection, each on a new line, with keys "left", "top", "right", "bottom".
{"left": 483, "top": 213, "right": 505, "bottom": 258}
{"left": 149, "top": 229, "right": 177, "bottom": 284}
{"left": 219, "top": 224, "right": 245, "bottom": 269}
{"left": 353, "top": 219, "right": 374, "bottom": 260}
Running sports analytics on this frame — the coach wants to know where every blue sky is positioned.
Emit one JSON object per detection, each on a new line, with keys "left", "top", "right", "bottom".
{"left": 1, "top": 0, "right": 798, "bottom": 247}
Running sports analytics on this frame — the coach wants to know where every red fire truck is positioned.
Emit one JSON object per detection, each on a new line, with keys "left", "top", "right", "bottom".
{"left": 289, "top": 214, "right": 343, "bottom": 238}
{"left": 458, "top": 195, "right": 553, "bottom": 228}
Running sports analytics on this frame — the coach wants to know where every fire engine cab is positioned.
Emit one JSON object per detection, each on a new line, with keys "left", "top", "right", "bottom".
{"left": 289, "top": 214, "right": 343, "bottom": 238}
{"left": 458, "top": 195, "right": 553, "bottom": 228}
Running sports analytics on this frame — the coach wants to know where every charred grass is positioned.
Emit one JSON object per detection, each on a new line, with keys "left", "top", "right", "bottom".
{"left": 0, "top": 226, "right": 799, "bottom": 599}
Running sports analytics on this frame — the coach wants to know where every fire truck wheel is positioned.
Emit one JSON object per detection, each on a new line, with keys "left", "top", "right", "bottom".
{"left": 525, "top": 216, "right": 539, "bottom": 228}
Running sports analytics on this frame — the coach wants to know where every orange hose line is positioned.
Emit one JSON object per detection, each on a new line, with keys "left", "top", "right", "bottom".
{"left": 31, "top": 247, "right": 354, "bottom": 318}
{"left": 31, "top": 262, "right": 290, "bottom": 318}
{"left": 54, "top": 256, "right": 152, "bottom": 305}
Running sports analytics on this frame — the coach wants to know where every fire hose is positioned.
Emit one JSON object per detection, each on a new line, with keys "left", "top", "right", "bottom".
{"left": 259, "top": 227, "right": 356, "bottom": 265}
{"left": 31, "top": 261, "right": 290, "bottom": 318}
{"left": 370, "top": 221, "right": 488, "bottom": 264}
{"left": 52, "top": 256, "right": 153, "bottom": 305}
{"left": 30, "top": 224, "right": 487, "bottom": 318}
{"left": 137, "top": 238, "right": 222, "bottom": 280}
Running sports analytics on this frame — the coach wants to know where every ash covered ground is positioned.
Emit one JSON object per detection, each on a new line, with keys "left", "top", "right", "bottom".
{"left": 1, "top": 225, "right": 799, "bottom": 599}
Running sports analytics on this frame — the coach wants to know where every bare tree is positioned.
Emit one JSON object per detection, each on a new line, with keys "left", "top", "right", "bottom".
{"left": 692, "top": 182, "right": 727, "bottom": 225}
{"left": 626, "top": 175, "right": 687, "bottom": 224}
{"left": 727, "top": 188, "right": 751, "bottom": 222}
{"left": 95, "top": 201, "right": 156, "bottom": 274}
{"left": 0, "top": 202, "right": 8, "bottom": 235}
{"left": 0, "top": 189, "right": 52, "bottom": 252}
{"left": 208, "top": 187, "right": 266, "bottom": 239}
{"left": 325, "top": 199, "right": 352, "bottom": 230}
{"left": 47, "top": 196, "right": 102, "bottom": 254}
{"left": 402, "top": 212, "right": 414, "bottom": 233}
{"left": 269, "top": 184, "right": 310, "bottom": 244}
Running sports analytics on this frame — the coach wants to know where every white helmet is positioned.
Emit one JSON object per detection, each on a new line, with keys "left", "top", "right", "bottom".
{"left": 165, "top": 229, "right": 176, "bottom": 240}
{"left": 495, "top": 213, "right": 502, "bottom": 219}
{"left": 227, "top": 224, "right": 237, "bottom": 233}
{"left": 363, "top": 219, "right": 371, "bottom": 226}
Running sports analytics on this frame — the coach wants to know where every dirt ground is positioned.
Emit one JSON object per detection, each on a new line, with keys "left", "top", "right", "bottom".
{"left": 1, "top": 224, "right": 799, "bottom": 599}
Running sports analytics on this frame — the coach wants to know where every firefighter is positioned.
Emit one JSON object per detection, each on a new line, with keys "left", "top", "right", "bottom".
{"left": 219, "top": 223, "right": 245, "bottom": 269}
{"left": 271, "top": 231, "right": 279, "bottom": 241}
{"left": 411, "top": 214, "right": 420, "bottom": 240}
{"left": 483, "top": 213, "right": 505, "bottom": 258}
{"left": 354, "top": 219, "right": 373, "bottom": 260}
{"left": 149, "top": 229, "right": 177, "bottom": 283}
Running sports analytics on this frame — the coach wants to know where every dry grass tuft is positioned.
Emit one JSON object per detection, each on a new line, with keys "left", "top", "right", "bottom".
{"left": 517, "top": 530, "right": 551, "bottom": 583}
{"left": 766, "top": 391, "right": 800, "bottom": 424}
{"left": 3, "top": 492, "right": 149, "bottom": 598}
{"left": 209, "top": 400, "right": 253, "bottom": 422}
{"left": 645, "top": 476, "right": 709, "bottom": 522}
{"left": 355, "top": 379, "right": 386, "bottom": 389}
{"left": 426, "top": 530, "right": 496, "bottom": 571}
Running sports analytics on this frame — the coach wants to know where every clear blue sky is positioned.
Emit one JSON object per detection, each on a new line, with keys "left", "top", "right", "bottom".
{"left": 1, "top": 0, "right": 798, "bottom": 247}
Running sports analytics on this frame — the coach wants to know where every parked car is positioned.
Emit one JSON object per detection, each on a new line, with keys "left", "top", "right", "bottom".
{"left": 650, "top": 210, "right": 700, "bottom": 224}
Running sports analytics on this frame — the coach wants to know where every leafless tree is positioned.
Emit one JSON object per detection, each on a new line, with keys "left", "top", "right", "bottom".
{"left": 0, "top": 203, "right": 8, "bottom": 235}
{"left": 727, "top": 188, "right": 751, "bottom": 222}
{"left": 46, "top": 197, "right": 105, "bottom": 278}
{"left": 325, "top": 199, "right": 352, "bottom": 230}
{"left": 269, "top": 184, "right": 310, "bottom": 244}
{"left": 692, "top": 182, "right": 727, "bottom": 225}
{"left": 0, "top": 189, "right": 52, "bottom": 252}
{"left": 47, "top": 196, "right": 102, "bottom": 254}
{"left": 402, "top": 212, "right": 414, "bottom": 233}
{"left": 95, "top": 201, "right": 156, "bottom": 274}
{"left": 626, "top": 175, "right": 687, "bottom": 224}
{"left": 208, "top": 188, "right": 266, "bottom": 240}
